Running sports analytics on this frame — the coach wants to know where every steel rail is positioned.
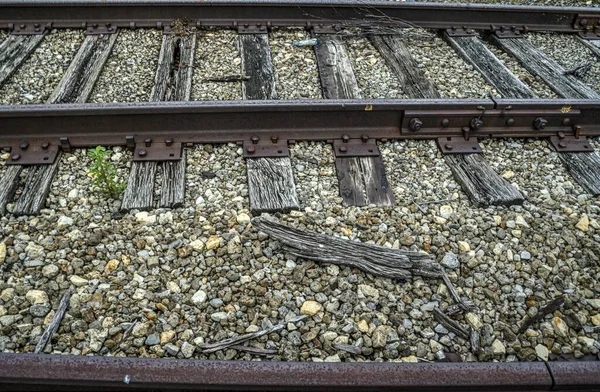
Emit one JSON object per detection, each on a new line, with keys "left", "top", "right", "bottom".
{"left": 0, "top": 353, "right": 598, "bottom": 391}
{"left": 0, "top": 0, "right": 599, "bottom": 33}
{"left": 0, "top": 99, "right": 599, "bottom": 150}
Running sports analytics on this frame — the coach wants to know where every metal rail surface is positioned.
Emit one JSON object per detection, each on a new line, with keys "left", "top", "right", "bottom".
{"left": 0, "top": 353, "right": 599, "bottom": 391}
{"left": 0, "top": 0, "right": 600, "bottom": 34}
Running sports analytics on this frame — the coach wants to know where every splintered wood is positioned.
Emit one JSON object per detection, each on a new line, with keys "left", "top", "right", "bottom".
{"left": 0, "top": 34, "right": 45, "bottom": 87}
{"left": 151, "top": 33, "right": 196, "bottom": 102}
{"left": 445, "top": 154, "right": 524, "bottom": 207}
{"left": 247, "top": 157, "right": 299, "bottom": 213}
{"left": 252, "top": 217, "right": 441, "bottom": 279}
{"left": 13, "top": 157, "right": 61, "bottom": 216}
{"left": 239, "top": 34, "right": 277, "bottom": 100}
{"left": 314, "top": 35, "right": 361, "bottom": 99}
{"left": 0, "top": 165, "right": 23, "bottom": 215}
{"left": 160, "top": 151, "right": 187, "bottom": 208}
{"left": 121, "top": 161, "right": 158, "bottom": 211}
{"left": 556, "top": 152, "right": 600, "bottom": 195}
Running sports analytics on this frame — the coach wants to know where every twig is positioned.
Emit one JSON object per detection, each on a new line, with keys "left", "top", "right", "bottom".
{"left": 433, "top": 308, "right": 469, "bottom": 340}
{"left": 441, "top": 268, "right": 476, "bottom": 311}
{"left": 200, "top": 315, "right": 307, "bottom": 353}
{"left": 230, "top": 345, "right": 278, "bottom": 356}
{"left": 470, "top": 327, "right": 480, "bottom": 354}
{"left": 35, "top": 289, "right": 71, "bottom": 353}
{"left": 518, "top": 295, "right": 565, "bottom": 334}
{"left": 202, "top": 74, "right": 250, "bottom": 83}
{"left": 333, "top": 343, "right": 362, "bottom": 354}
{"left": 120, "top": 318, "right": 139, "bottom": 344}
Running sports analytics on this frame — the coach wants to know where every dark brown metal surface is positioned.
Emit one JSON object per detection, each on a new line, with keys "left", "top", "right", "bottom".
{"left": 547, "top": 361, "right": 600, "bottom": 390}
{"left": 0, "top": 353, "right": 559, "bottom": 391}
{"left": 0, "top": 0, "right": 599, "bottom": 33}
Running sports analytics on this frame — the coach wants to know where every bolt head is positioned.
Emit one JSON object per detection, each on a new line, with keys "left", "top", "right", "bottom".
{"left": 20, "top": 142, "right": 29, "bottom": 150}
{"left": 441, "top": 119, "right": 450, "bottom": 128}
{"left": 251, "top": 135, "right": 259, "bottom": 144}
{"left": 342, "top": 134, "right": 350, "bottom": 143}
{"left": 271, "top": 136, "right": 279, "bottom": 143}
{"left": 11, "top": 153, "right": 20, "bottom": 161}
{"left": 557, "top": 131, "right": 566, "bottom": 139}
{"left": 506, "top": 118, "right": 515, "bottom": 127}
{"left": 339, "top": 146, "right": 348, "bottom": 153}
{"left": 41, "top": 142, "right": 49, "bottom": 150}
{"left": 361, "top": 135, "right": 369, "bottom": 142}
{"left": 445, "top": 144, "right": 453, "bottom": 150}
{"left": 138, "top": 149, "right": 147, "bottom": 157}
{"left": 409, "top": 118, "right": 423, "bottom": 132}
{"left": 165, "top": 139, "right": 173, "bottom": 146}
{"left": 559, "top": 141, "right": 567, "bottom": 148}
{"left": 562, "top": 118, "right": 571, "bottom": 126}
{"left": 246, "top": 145, "right": 255, "bottom": 153}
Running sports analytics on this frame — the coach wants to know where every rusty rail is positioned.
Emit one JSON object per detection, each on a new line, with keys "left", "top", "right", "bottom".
{"left": 0, "top": 0, "right": 599, "bottom": 34}
{"left": 0, "top": 353, "right": 598, "bottom": 391}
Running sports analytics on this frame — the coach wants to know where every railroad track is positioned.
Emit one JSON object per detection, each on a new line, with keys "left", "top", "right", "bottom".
{"left": 1, "top": 0, "right": 600, "bottom": 390}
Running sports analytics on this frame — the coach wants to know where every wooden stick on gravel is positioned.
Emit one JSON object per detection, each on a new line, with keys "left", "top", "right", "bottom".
{"left": 251, "top": 217, "right": 442, "bottom": 279}
{"left": 35, "top": 289, "right": 71, "bottom": 354}
{"left": 200, "top": 315, "right": 307, "bottom": 354}
{"left": 440, "top": 268, "right": 477, "bottom": 311}
{"left": 433, "top": 308, "right": 469, "bottom": 340}
{"left": 518, "top": 295, "right": 565, "bottom": 334}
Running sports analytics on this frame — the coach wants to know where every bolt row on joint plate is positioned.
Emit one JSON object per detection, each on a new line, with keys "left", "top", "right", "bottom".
{"left": 132, "top": 138, "right": 183, "bottom": 162}
{"left": 4, "top": 141, "right": 59, "bottom": 165}
{"left": 243, "top": 136, "right": 289, "bottom": 158}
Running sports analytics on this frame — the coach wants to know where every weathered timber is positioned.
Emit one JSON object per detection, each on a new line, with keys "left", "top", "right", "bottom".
{"left": 470, "top": 327, "right": 481, "bottom": 354}
{"left": 0, "top": 165, "right": 23, "bottom": 215}
{"left": 556, "top": 151, "right": 600, "bottom": 196}
{"left": 441, "top": 268, "right": 476, "bottom": 311}
{"left": 150, "top": 33, "right": 196, "bottom": 102}
{"left": 443, "top": 34, "right": 535, "bottom": 99}
{"left": 159, "top": 150, "right": 186, "bottom": 208}
{"left": 370, "top": 34, "right": 440, "bottom": 99}
{"left": 0, "top": 34, "right": 45, "bottom": 87}
{"left": 47, "top": 33, "right": 118, "bottom": 104}
{"left": 239, "top": 34, "right": 277, "bottom": 100}
{"left": 252, "top": 216, "right": 441, "bottom": 279}
{"left": 578, "top": 38, "right": 600, "bottom": 58}
{"left": 120, "top": 161, "right": 158, "bottom": 211}
{"left": 433, "top": 308, "right": 469, "bottom": 340}
{"left": 247, "top": 157, "right": 299, "bottom": 213}
{"left": 13, "top": 156, "right": 61, "bottom": 216}
{"left": 315, "top": 34, "right": 395, "bottom": 207}
{"left": 314, "top": 35, "right": 360, "bottom": 99}
{"left": 202, "top": 74, "right": 250, "bottom": 83}
{"left": 518, "top": 295, "right": 565, "bottom": 334}
{"left": 240, "top": 33, "right": 298, "bottom": 213}
{"left": 335, "top": 156, "right": 395, "bottom": 207}
{"left": 200, "top": 315, "right": 307, "bottom": 354}
{"left": 490, "top": 36, "right": 600, "bottom": 99}
{"left": 35, "top": 289, "right": 71, "bottom": 354}
{"left": 445, "top": 154, "right": 525, "bottom": 207}
{"left": 230, "top": 345, "right": 277, "bottom": 356}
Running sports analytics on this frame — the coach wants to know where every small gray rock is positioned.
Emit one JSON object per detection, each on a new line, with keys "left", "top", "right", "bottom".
{"left": 440, "top": 251, "right": 459, "bottom": 269}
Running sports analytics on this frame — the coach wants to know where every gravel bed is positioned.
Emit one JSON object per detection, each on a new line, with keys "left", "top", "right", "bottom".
{"left": 191, "top": 29, "right": 242, "bottom": 101}
{"left": 345, "top": 36, "right": 408, "bottom": 99}
{"left": 270, "top": 29, "right": 322, "bottom": 99}
{"left": 401, "top": 30, "right": 497, "bottom": 98}
{"left": 0, "top": 30, "right": 8, "bottom": 42}
{"left": 527, "top": 33, "right": 600, "bottom": 93}
{"left": 0, "top": 30, "right": 84, "bottom": 105}
{"left": 89, "top": 30, "right": 161, "bottom": 103}
{"left": 481, "top": 37, "right": 558, "bottom": 99}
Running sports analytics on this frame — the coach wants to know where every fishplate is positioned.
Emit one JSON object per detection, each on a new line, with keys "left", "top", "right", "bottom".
{"left": 237, "top": 24, "right": 269, "bottom": 34}
{"left": 548, "top": 130, "right": 594, "bottom": 152}
{"left": 8, "top": 22, "right": 46, "bottom": 35}
{"left": 445, "top": 27, "right": 477, "bottom": 37}
{"left": 3, "top": 141, "right": 59, "bottom": 165}
{"left": 312, "top": 24, "right": 345, "bottom": 34}
{"left": 243, "top": 136, "right": 289, "bottom": 158}
{"left": 437, "top": 136, "right": 482, "bottom": 154}
{"left": 132, "top": 138, "right": 182, "bottom": 162}
{"left": 492, "top": 25, "right": 527, "bottom": 38}
{"left": 332, "top": 136, "right": 380, "bottom": 158}
{"left": 85, "top": 22, "right": 118, "bottom": 35}
{"left": 574, "top": 14, "right": 600, "bottom": 32}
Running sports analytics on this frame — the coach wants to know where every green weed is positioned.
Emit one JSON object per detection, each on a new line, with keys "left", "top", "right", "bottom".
{"left": 88, "top": 146, "right": 125, "bottom": 199}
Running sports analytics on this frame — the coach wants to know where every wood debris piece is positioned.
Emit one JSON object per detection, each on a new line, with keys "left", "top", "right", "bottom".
{"left": 247, "top": 157, "right": 299, "bottom": 213}
{"left": 470, "top": 327, "right": 481, "bottom": 354}
{"left": 0, "top": 34, "right": 46, "bottom": 87}
{"left": 13, "top": 156, "right": 61, "bottom": 216}
{"left": 333, "top": 343, "right": 362, "bottom": 355}
{"left": 441, "top": 268, "right": 477, "bottom": 311}
{"left": 35, "top": 289, "right": 71, "bottom": 353}
{"left": 252, "top": 216, "right": 441, "bottom": 279}
{"left": 202, "top": 74, "right": 250, "bottom": 82}
{"left": 433, "top": 308, "right": 469, "bottom": 340}
{"left": 518, "top": 295, "right": 565, "bottom": 334}
{"left": 556, "top": 152, "right": 600, "bottom": 196}
{"left": 230, "top": 345, "right": 277, "bottom": 356}
{"left": 0, "top": 165, "right": 22, "bottom": 215}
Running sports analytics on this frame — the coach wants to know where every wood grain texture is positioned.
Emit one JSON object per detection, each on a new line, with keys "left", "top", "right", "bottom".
{"left": 556, "top": 151, "right": 600, "bottom": 196}
{"left": 445, "top": 154, "right": 524, "bottom": 207}
{"left": 247, "top": 157, "right": 299, "bottom": 213}
{"left": 314, "top": 35, "right": 361, "bottom": 99}
{"left": 120, "top": 161, "right": 158, "bottom": 211}
{"left": 490, "top": 35, "right": 600, "bottom": 99}
{"left": 47, "top": 33, "right": 118, "bottom": 104}
{"left": 0, "top": 34, "right": 45, "bottom": 88}
{"left": 239, "top": 34, "right": 277, "bottom": 100}
{"left": 160, "top": 150, "right": 186, "bottom": 208}
{"left": 335, "top": 156, "right": 394, "bottom": 207}
{"left": 151, "top": 33, "right": 196, "bottom": 102}
{"left": 252, "top": 216, "right": 442, "bottom": 279}
{"left": 0, "top": 165, "right": 23, "bottom": 215}
{"left": 577, "top": 37, "right": 600, "bottom": 58}
{"left": 444, "top": 34, "right": 535, "bottom": 99}
{"left": 370, "top": 34, "right": 441, "bottom": 99}
{"left": 13, "top": 155, "right": 61, "bottom": 216}
{"left": 314, "top": 34, "right": 395, "bottom": 207}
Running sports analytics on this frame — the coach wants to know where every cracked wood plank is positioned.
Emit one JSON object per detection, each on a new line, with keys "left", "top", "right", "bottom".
{"left": 556, "top": 151, "right": 600, "bottom": 196}
{"left": 240, "top": 33, "right": 298, "bottom": 213}
{"left": 370, "top": 34, "right": 440, "bottom": 99}
{"left": 0, "top": 165, "right": 23, "bottom": 215}
{"left": 443, "top": 33, "right": 535, "bottom": 99}
{"left": 445, "top": 154, "right": 524, "bottom": 207}
{"left": 151, "top": 33, "right": 196, "bottom": 102}
{"left": 0, "top": 34, "right": 45, "bottom": 87}
{"left": 314, "top": 34, "right": 395, "bottom": 207}
{"left": 159, "top": 150, "right": 187, "bottom": 208}
{"left": 490, "top": 35, "right": 600, "bottom": 99}
{"left": 13, "top": 155, "right": 61, "bottom": 216}
{"left": 120, "top": 161, "right": 158, "bottom": 211}
{"left": 47, "top": 32, "right": 118, "bottom": 104}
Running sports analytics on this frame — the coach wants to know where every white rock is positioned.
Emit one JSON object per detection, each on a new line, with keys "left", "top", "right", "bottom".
{"left": 67, "top": 189, "right": 79, "bottom": 199}
{"left": 300, "top": 300, "right": 323, "bottom": 316}
{"left": 70, "top": 275, "right": 88, "bottom": 287}
{"left": 552, "top": 317, "right": 569, "bottom": 338}
{"left": 491, "top": 339, "right": 506, "bottom": 355}
{"left": 588, "top": 299, "right": 600, "bottom": 309}
{"left": 535, "top": 344, "right": 549, "bottom": 361}
{"left": 465, "top": 313, "right": 483, "bottom": 330}
{"left": 191, "top": 290, "right": 207, "bottom": 305}
{"left": 515, "top": 215, "right": 529, "bottom": 227}
{"left": 0, "top": 242, "right": 5, "bottom": 264}
{"left": 25, "top": 290, "right": 49, "bottom": 304}
{"left": 189, "top": 240, "right": 204, "bottom": 251}
{"left": 211, "top": 312, "right": 228, "bottom": 322}
{"left": 440, "top": 251, "right": 459, "bottom": 269}
{"left": 135, "top": 212, "right": 156, "bottom": 224}
{"left": 457, "top": 241, "right": 470, "bottom": 253}
{"left": 578, "top": 336, "right": 597, "bottom": 349}
{"left": 57, "top": 216, "right": 74, "bottom": 228}
{"left": 439, "top": 205, "right": 453, "bottom": 219}
{"left": 158, "top": 212, "right": 173, "bottom": 225}
{"left": 576, "top": 215, "right": 589, "bottom": 231}
{"left": 237, "top": 213, "right": 251, "bottom": 225}
{"left": 358, "top": 284, "right": 379, "bottom": 299}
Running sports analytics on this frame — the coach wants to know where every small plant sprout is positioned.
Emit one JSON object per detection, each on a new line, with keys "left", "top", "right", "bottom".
{"left": 87, "top": 146, "right": 125, "bottom": 199}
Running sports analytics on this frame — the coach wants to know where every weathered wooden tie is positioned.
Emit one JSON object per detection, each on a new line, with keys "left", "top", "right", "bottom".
{"left": 121, "top": 33, "right": 195, "bottom": 211}
{"left": 240, "top": 32, "right": 299, "bottom": 213}
{"left": 443, "top": 33, "right": 535, "bottom": 99}
{"left": 578, "top": 37, "right": 600, "bottom": 57}
{"left": 488, "top": 35, "right": 600, "bottom": 194}
{"left": 0, "top": 165, "right": 23, "bottom": 215}
{"left": 13, "top": 156, "right": 61, "bottom": 216}
{"left": 121, "top": 161, "right": 158, "bottom": 211}
{"left": 47, "top": 32, "right": 118, "bottom": 104}
{"left": 315, "top": 34, "right": 395, "bottom": 207}
{"left": 489, "top": 35, "right": 600, "bottom": 99}
{"left": 0, "top": 33, "right": 45, "bottom": 87}
{"left": 371, "top": 31, "right": 521, "bottom": 207}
